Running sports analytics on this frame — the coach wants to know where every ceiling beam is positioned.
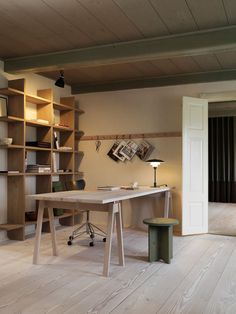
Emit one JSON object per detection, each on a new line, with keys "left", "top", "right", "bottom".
{"left": 5, "top": 26, "right": 236, "bottom": 74}
{"left": 71, "top": 69, "right": 236, "bottom": 94}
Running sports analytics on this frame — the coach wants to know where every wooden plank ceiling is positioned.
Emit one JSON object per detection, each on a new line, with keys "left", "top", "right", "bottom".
{"left": 1, "top": 0, "right": 236, "bottom": 93}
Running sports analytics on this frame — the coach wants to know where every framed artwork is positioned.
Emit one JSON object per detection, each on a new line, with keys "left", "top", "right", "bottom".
{"left": 120, "top": 140, "right": 138, "bottom": 160}
{"left": 107, "top": 141, "right": 120, "bottom": 162}
{"left": 136, "top": 140, "right": 154, "bottom": 161}
{"left": 113, "top": 141, "right": 127, "bottom": 162}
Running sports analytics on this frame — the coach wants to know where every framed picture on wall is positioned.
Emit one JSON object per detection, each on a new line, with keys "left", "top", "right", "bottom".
{"left": 120, "top": 140, "right": 138, "bottom": 160}
{"left": 107, "top": 141, "right": 120, "bottom": 162}
{"left": 0, "top": 96, "right": 7, "bottom": 117}
{"left": 136, "top": 140, "right": 154, "bottom": 161}
{"left": 113, "top": 141, "right": 127, "bottom": 162}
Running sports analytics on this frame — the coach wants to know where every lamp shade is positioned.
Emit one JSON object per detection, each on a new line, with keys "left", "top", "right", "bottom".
{"left": 146, "top": 159, "right": 164, "bottom": 187}
{"left": 146, "top": 159, "right": 164, "bottom": 168}
{"left": 55, "top": 70, "right": 65, "bottom": 88}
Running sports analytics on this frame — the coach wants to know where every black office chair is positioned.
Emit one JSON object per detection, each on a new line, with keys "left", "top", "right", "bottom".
{"left": 67, "top": 179, "right": 106, "bottom": 247}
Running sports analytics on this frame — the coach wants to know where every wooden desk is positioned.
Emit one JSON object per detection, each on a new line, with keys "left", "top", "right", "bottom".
{"left": 29, "top": 186, "right": 171, "bottom": 276}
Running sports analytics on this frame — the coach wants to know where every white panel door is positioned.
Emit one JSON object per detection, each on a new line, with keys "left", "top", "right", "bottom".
{"left": 182, "top": 96, "right": 208, "bottom": 235}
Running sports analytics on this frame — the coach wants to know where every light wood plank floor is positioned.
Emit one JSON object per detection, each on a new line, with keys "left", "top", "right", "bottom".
{"left": 209, "top": 202, "right": 236, "bottom": 236}
{"left": 0, "top": 228, "right": 236, "bottom": 313}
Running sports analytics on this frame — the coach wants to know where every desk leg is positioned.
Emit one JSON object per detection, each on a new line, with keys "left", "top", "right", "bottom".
{"left": 164, "top": 191, "right": 171, "bottom": 218}
{"left": 116, "top": 202, "right": 125, "bottom": 267}
{"left": 33, "top": 201, "right": 44, "bottom": 264}
{"left": 103, "top": 203, "right": 116, "bottom": 277}
{"left": 48, "top": 207, "right": 58, "bottom": 256}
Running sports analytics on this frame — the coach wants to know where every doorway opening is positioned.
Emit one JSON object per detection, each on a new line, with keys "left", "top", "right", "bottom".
{"left": 208, "top": 101, "right": 236, "bottom": 236}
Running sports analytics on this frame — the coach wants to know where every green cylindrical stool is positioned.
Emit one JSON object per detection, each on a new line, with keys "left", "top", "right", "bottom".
{"left": 143, "top": 218, "right": 179, "bottom": 264}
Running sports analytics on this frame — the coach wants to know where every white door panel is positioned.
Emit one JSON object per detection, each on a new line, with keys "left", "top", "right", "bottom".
{"left": 182, "top": 96, "right": 208, "bottom": 235}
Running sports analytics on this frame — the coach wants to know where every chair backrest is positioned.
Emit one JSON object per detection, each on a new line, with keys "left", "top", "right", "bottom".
{"left": 52, "top": 181, "right": 66, "bottom": 192}
{"left": 75, "top": 179, "right": 86, "bottom": 190}
{"left": 64, "top": 179, "right": 86, "bottom": 191}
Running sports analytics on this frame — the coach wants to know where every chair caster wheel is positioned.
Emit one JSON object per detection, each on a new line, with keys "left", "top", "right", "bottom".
{"left": 89, "top": 242, "right": 94, "bottom": 247}
{"left": 67, "top": 240, "right": 72, "bottom": 246}
{"left": 69, "top": 236, "right": 74, "bottom": 241}
{"left": 103, "top": 238, "right": 106, "bottom": 242}
{"left": 90, "top": 234, "right": 95, "bottom": 239}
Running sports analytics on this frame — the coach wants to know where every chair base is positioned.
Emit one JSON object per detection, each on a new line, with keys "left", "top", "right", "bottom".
{"left": 67, "top": 220, "right": 106, "bottom": 246}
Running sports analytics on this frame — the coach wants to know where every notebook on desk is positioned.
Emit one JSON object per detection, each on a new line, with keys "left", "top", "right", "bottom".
{"left": 97, "top": 186, "right": 121, "bottom": 191}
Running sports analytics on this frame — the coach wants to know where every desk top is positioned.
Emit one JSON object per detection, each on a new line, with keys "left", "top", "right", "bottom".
{"left": 28, "top": 186, "right": 170, "bottom": 204}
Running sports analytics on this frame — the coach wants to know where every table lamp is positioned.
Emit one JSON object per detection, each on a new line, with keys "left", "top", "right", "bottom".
{"left": 146, "top": 159, "right": 164, "bottom": 187}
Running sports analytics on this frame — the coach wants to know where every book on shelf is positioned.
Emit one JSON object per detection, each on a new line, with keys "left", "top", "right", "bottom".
{"left": 54, "top": 169, "right": 72, "bottom": 173}
{"left": 26, "top": 164, "right": 51, "bottom": 173}
{"left": 26, "top": 169, "right": 51, "bottom": 173}
{"left": 26, "top": 141, "right": 51, "bottom": 148}
{"left": 57, "top": 146, "right": 72, "bottom": 151}
{"left": 97, "top": 186, "right": 121, "bottom": 191}
{"left": 27, "top": 164, "right": 51, "bottom": 167}
{"left": 0, "top": 170, "right": 20, "bottom": 174}
{"left": 54, "top": 123, "right": 70, "bottom": 128}
{"left": 53, "top": 131, "right": 59, "bottom": 149}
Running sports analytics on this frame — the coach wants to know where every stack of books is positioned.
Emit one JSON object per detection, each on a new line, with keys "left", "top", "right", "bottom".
{"left": 26, "top": 164, "right": 51, "bottom": 173}
{"left": 26, "top": 141, "right": 51, "bottom": 148}
{"left": 97, "top": 186, "right": 120, "bottom": 191}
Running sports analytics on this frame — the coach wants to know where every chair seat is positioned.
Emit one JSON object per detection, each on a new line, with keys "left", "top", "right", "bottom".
{"left": 143, "top": 217, "right": 179, "bottom": 227}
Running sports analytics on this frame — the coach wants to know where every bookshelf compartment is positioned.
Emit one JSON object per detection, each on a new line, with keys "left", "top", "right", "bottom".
{"left": 7, "top": 176, "right": 25, "bottom": 240}
{"left": 54, "top": 96, "right": 74, "bottom": 130}
{"left": 36, "top": 175, "right": 52, "bottom": 194}
{"left": 7, "top": 95, "right": 25, "bottom": 119}
{"left": 26, "top": 124, "right": 51, "bottom": 149}
{"left": 8, "top": 121, "right": 24, "bottom": 146}
{"left": 53, "top": 112, "right": 74, "bottom": 130}
{"left": 59, "top": 153, "right": 73, "bottom": 173}
{"left": 36, "top": 151, "right": 51, "bottom": 166}
{"left": 60, "top": 131, "right": 73, "bottom": 149}
{"left": 53, "top": 130, "right": 74, "bottom": 152}
{"left": 26, "top": 95, "right": 52, "bottom": 125}
{"left": 8, "top": 149, "right": 24, "bottom": 173}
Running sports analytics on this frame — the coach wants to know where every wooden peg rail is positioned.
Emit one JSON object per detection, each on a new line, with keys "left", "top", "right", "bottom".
{"left": 80, "top": 131, "right": 182, "bottom": 141}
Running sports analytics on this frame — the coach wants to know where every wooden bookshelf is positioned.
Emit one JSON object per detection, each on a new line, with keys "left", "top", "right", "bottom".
{"left": 0, "top": 78, "right": 85, "bottom": 240}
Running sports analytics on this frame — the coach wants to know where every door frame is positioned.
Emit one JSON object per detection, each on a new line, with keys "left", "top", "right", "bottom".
{"left": 200, "top": 90, "right": 236, "bottom": 235}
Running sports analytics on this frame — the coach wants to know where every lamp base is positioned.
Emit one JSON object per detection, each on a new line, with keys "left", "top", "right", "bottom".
{"left": 150, "top": 184, "right": 168, "bottom": 188}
